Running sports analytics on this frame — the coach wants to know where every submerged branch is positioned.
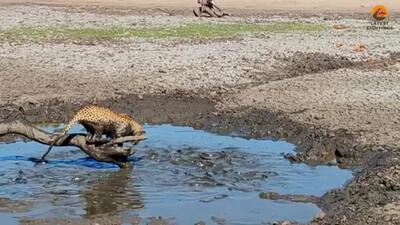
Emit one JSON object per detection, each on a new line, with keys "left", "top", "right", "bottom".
{"left": 0, "top": 120, "right": 146, "bottom": 168}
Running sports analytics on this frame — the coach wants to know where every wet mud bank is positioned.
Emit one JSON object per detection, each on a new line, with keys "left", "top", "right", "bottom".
{"left": 210, "top": 111, "right": 398, "bottom": 225}
{"left": 0, "top": 94, "right": 214, "bottom": 125}
{"left": 311, "top": 151, "right": 400, "bottom": 225}
{"left": 0, "top": 93, "right": 396, "bottom": 224}
{"left": 208, "top": 108, "right": 400, "bottom": 225}
{"left": 208, "top": 108, "right": 355, "bottom": 167}
{"left": 0, "top": 94, "right": 368, "bottom": 169}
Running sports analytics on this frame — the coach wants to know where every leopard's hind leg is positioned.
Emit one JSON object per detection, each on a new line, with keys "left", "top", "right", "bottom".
{"left": 81, "top": 121, "right": 103, "bottom": 143}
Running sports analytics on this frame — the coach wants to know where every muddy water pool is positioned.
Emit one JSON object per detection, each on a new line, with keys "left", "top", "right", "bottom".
{"left": 0, "top": 124, "right": 352, "bottom": 225}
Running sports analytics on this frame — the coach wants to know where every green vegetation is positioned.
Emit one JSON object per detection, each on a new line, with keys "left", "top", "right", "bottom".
{"left": 0, "top": 23, "right": 327, "bottom": 41}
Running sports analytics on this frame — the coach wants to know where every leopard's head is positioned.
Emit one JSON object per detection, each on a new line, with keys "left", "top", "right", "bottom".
{"left": 120, "top": 113, "right": 145, "bottom": 136}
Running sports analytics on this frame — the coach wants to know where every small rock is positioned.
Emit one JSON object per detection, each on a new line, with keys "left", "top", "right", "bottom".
{"left": 314, "top": 211, "right": 326, "bottom": 220}
{"left": 273, "top": 221, "right": 295, "bottom": 225}
{"left": 211, "top": 216, "right": 227, "bottom": 225}
{"left": 333, "top": 24, "right": 349, "bottom": 30}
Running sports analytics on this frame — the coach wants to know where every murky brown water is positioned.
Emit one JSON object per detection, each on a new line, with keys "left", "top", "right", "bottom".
{"left": 0, "top": 124, "right": 352, "bottom": 224}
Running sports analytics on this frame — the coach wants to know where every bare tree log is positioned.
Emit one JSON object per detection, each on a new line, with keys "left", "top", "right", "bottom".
{"left": 0, "top": 120, "right": 146, "bottom": 168}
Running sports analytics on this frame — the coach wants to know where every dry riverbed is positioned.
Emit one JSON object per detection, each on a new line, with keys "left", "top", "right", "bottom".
{"left": 0, "top": 3, "right": 399, "bottom": 225}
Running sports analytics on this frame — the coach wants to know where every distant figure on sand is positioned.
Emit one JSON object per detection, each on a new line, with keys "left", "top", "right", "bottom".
{"left": 193, "top": 0, "right": 229, "bottom": 18}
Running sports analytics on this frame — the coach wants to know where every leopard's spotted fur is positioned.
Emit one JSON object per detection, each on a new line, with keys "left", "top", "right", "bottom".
{"left": 41, "top": 105, "right": 144, "bottom": 161}
{"left": 60, "top": 105, "right": 143, "bottom": 138}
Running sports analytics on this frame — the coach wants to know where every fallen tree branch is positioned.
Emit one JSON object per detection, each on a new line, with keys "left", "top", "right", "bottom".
{"left": 0, "top": 120, "right": 146, "bottom": 168}
{"left": 85, "top": 135, "right": 146, "bottom": 146}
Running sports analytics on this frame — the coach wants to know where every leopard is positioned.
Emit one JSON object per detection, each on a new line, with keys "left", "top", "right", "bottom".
{"left": 40, "top": 105, "right": 144, "bottom": 162}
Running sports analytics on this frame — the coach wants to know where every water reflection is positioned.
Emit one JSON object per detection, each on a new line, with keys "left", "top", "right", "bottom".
{"left": 0, "top": 198, "right": 32, "bottom": 213}
{"left": 16, "top": 169, "right": 144, "bottom": 225}
{"left": 83, "top": 169, "right": 143, "bottom": 217}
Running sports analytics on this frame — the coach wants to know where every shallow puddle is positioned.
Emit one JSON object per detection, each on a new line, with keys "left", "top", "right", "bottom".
{"left": 0, "top": 124, "right": 352, "bottom": 225}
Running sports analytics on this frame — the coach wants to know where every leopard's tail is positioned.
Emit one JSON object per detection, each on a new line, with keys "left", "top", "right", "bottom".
{"left": 40, "top": 117, "right": 78, "bottom": 161}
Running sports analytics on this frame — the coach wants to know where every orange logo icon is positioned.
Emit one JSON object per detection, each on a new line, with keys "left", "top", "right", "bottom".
{"left": 370, "top": 5, "right": 388, "bottom": 21}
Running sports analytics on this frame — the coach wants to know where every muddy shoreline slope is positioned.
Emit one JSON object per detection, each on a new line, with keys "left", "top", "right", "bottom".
{"left": 0, "top": 3, "right": 399, "bottom": 225}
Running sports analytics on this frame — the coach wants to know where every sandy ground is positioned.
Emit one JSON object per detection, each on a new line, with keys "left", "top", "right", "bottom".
{"left": 224, "top": 63, "right": 400, "bottom": 154}
{"left": 0, "top": 3, "right": 400, "bottom": 225}
{"left": 1, "top": 0, "right": 400, "bottom": 12}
